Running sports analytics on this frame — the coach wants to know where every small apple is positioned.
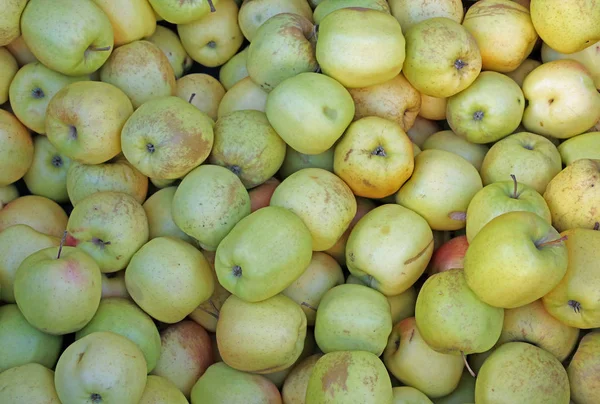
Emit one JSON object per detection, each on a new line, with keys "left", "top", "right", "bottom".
{"left": 237, "top": 0, "right": 314, "bottom": 42}
{"left": 218, "top": 46, "right": 248, "bottom": 90}
{"left": 567, "top": 331, "right": 600, "bottom": 404}
{"left": 145, "top": 25, "right": 193, "bottom": 79}
{"left": 419, "top": 93, "right": 447, "bottom": 121}
{"left": 427, "top": 235, "right": 469, "bottom": 276}
{"left": 217, "top": 76, "right": 268, "bottom": 118}
{"left": 139, "top": 375, "right": 188, "bottom": 404}
{"left": 100, "top": 270, "right": 129, "bottom": 299}
{"left": 93, "top": 0, "right": 157, "bottom": 47}
{"left": 142, "top": 186, "right": 194, "bottom": 243}
{"left": 0, "top": 48, "right": 18, "bottom": 105}
{"left": 0, "top": 363, "right": 60, "bottom": 403}
{"left": 421, "top": 130, "right": 489, "bottom": 171}
{"left": 388, "top": 0, "right": 464, "bottom": 32}
{"left": 5, "top": 36, "right": 38, "bottom": 66}
{"left": 0, "top": 109, "right": 33, "bottom": 187}
{"left": 149, "top": 0, "right": 219, "bottom": 24}
{"left": 505, "top": 58, "right": 541, "bottom": 87}
{"left": 0, "top": 0, "right": 28, "bottom": 46}
{"left": 0, "top": 185, "right": 19, "bottom": 208}
{"left": 0, "top": 195, "right": 68, "bottom": 238}
{"left": 175, "top": 73, "right": 225, "bottom": 121}
{"left": 558, "top": 132, "right": 600, "bottom": 166}
{"left": 248, "top": 177, "right": 280, "bottom": 212}
{"left": 281, "top": 354, "right": 322, "bottom": 404}
{"left": 407, "top": 115, "right": 441, "bottom": 147}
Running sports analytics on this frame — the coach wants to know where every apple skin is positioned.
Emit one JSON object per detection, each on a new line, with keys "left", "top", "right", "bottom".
{"left": 93, "top": 0, "right": 156, "bottom": 47}
{"left": 142, "top": 186, "right": 195, "bottom": 243}
{"left": 388, "top": 0, "right": 464, "bottom": 33}
{"left": 100, "top": 271, "right": 129, "bottom": 299}
{"left": 149, "top": 0, "right": 220, "bottom": 24}
{"left": 421, "top": 130, "right": 489, "bottom": 171}
{"left": 314, "top": 0, "right": 389, "bottom": 24}
{"left": 219, "top": 46, "right": 248, "bottom": 90}
{"left": 407, "top": 115, "right": 441, "bottom": 147}
{"left": 567, "top": 331, "right": 600, "bottom": 404}
{"left": 5, "top": 36, "right": 38, "bottom": 66}
{"left": 0, "top": 48, "right": 18, "bottom": 105}
{"left": 0, "top": 109, "right": 33, "bottom": 187}
{"left": 237, "top": 0, "right": 314, "bottom": 42}
{"left": 139, "top": 375, "right": 189, "bottom": 404}
{"left": 21, "top": 0, "right": 114, "bottom": 76}
{"left": 248, "top": 177, "right": 280, "bottom": 212}
{"left": 542, "top": 40, "right": 600, "bottom": 90}
{"left": 145, "top": 25, "right": 193, "bottom": 79}
{"left": 0, "top": 0, "right": 28, "bottom": 46}
{"left": 281, "top": 354, "right": 322, "bottom": 404}
{"left": 427, "top": 235, "right": 469, "bottom": 276}
{"left": 217, "top": 76, "right": 268, "bottom": 118}
{"left": 419, "top": 93, "right": 447, "bottom": 121}
{"left": 0, "top": 195, "right": 68, "bottom": 238}
{"left": 0, "top": 363, "right": 61, "bottom": 403}
{"left": 558, "top": 132, "right": 600, "bottom": 166}
{"left": 505, "top": 58, "right": 541, "bottom": 87}
{"left": 175, "top": 73, "right": 225, "bottom": 121}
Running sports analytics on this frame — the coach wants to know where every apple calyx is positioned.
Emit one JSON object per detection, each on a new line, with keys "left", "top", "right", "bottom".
{"left": 229, "top": 165, "right": 242, "bottom": 176}
{"left": 90, "top": 393, "right": 102, "bottom": 403}
{"left": 188, "top": 93, "right": 196, "bottom": 104}
{"left": 594, "top": 222, "right": 599, "bottom": 231}
{"left": 472, "top": 111, "right": 484, "bottom": 121}
{"left": 207, "top": 41, "right": 217, "bottom": 49}
{"left": 92, "top": 237, "right": 111, "bottom": 249}
{"left": 462, "top": 352, "right": 477, "bottom": 378}
{"left": 454, "top": 59, "right": 467, "bottom": 70}
{"left": 51, "top": 155, "right": 63, "bottom": 168}
{"left": 535, "top": 235, "right": 568, "bottom": 249}
{"left": 300, "top": 302, "right": 317, "bottom": 311}
{"left": 232, "top": 265, "right": 242, "bottom": 277}
{"left": 146, "top": 143, "right": 156, "bottom": 154}
{"left": 510, "top": 174, "right": 520, "bottom": 199}
{"left": 57, "top": 230, "right": 68, "bottom": 259}
{"left": 371, "top": 146, "right": 387, "bottom": 157}
{"left": 207, "top": 0, "right": 216, "bottom": 13}
{"left": 568, "top": 300, "right": 582, "bottom": 313}
{"left": 31, "top": 87, "right": 45, "bottom": 99}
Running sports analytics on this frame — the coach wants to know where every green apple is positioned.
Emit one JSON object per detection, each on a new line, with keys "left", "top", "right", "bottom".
{"left": 21, "top": 0, "right": 114, "bottom": 76}
{"left": 279, "top": 145, "right": 334, "bottom": 180}
{"left": 346, "top": 204, "right": 433, "bottom": 296}
{"left": 0, "top": 47, "right": 17, "bottom": 104}
{"left": 45, "top": 81, "right": 133, "bottom": 164}
{"left": 121, "top": 96, "right": 214, "bottom": 180}
{"left": 217, "top": 293, "right": 307, "bottom": 373}
{"left": 94, "top": 0, "right": 156, "bottom": 46}
{"left": 446, "top": 71, "right": 525, "bottom": 144}
{"left": 100, "top": 270, "right": 129, "bottom": 299}
{"left": 475, "top": 342, "right": 570, "bottom": 403}
{"left": 388, "top": 0, "right": 463, "bottom": 33}
{"left": 0, "top": 363, "right": 60, "bottom": 403}
{"left": 403, "top": 17, "right": 481, "bottom": 98}
{"left": 140, "top": 375, "right": 188, "bottom": 404}
{"left": 0, "top": 184, "right": 18, "bottom": 208}
{"left": 190, "top": 362, "right": 282, "bottom": 403}
{"left": 421, "top": 130, "right": 488, "bottom": 171}
{"left": 8, "top": 62, "right": 89, "bottom": 134}
{"left": 557, "top": 131, "right": 600, "bottom": 165}
{"left": 464, "top": 211, "right": 568, "bottom": 309}
{"left": 217, "top": 76, "right": 268, "bottom": 118}
{"left": 66, "top": 191, "right": 149, "bottom": 273}
{"left": 247, "top": 13, "right": 317, "bottom": 92}
{"left": 392, "top": 387, "right": 433, "bottom": 403}
{"left": 219, "top": 46, "right": 248, "bottom": 90}
{"left": 522, "top": 60, "right": 600, "bottom": 139}
{"left": 0, "top": 0, "right": 28, "bottom": 46}
{"left": 55, "top": 331, "right": 147, "bottom": 404}
{"left": 314, "top": 0, "right": 390, "bottom": 24}
{"left": 100, "top": 40, "right": 176, "bottom": 108}
{"left": 237, "top": 0, "right": 314, "bottom": 42}
{"left": 0, "top": 304, "right": 63, "bottom": 372}
{"left": 261, "top": 329, "right": 317, "bottom": 388}
{"left": 66, "top": 155, "right": 148, "bottom": 206}
{"left": 282, "top": 354, "right": 323, "bottom": 404}
{"left": 465, "top": 175, "right": 552, "bottom": 243}
{"left": 480, "top": 132, "right": 562, "bottom": 194}
{"left": 75, "top": 297, "right": 161, "bottom": 373}
{"left": 175, "top": 73, "right": 225, "bottom": 121}
{"left": 306, "top": 351, "right": 394, "bottom": 403}
{"left": 567, "top": 331, "right": 600, "bottom": 404}
{"left": 178, "top": 0, "right": 244, "bottom": 68}
{"left": 316, "top": 7, "right": 405, "bottom": 88}
{"left": 14, "top": 245, "right": 102, "bottom": 335}
{"left": 0, "top": 195, "right": 68, "bottom": 238}
{"left": 149, "top": 0, "right": 218, "bottom": 24}
{"left": 542, "top": 40, "right": 600, "bottom": 90}
{"left": 23, "top": 135, "right": 72, "bottom": 203}
{"left": 505, "top": 58, "right": 541, "bottom": 87}
{"left": 5, "top": 35, "right": 38, "bottom": 66}
{"left": 145, "top": 25, "right": 193, "bottom": 78}
{"left": 432, "top": 370, "right": 476, "bottom": 404}
{"left": 126, "top": 237, "right": 214, "bottom": 323}
{"left": 0, "top": 109, "right": 33, "bottom": 187}
{"left": 143, "top": 186, "right": 195, "bottom": 243}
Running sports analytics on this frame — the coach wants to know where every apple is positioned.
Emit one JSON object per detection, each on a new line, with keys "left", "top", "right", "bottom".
{"left": 402, "top": 17, "right": 482, "bottom": 98}
{"left": 217, "top": 76, "right": 268, "bottom": 118}
{"left": 505, "top": 58, "right": 541, "bottom": 87}
{"left": 5, "top": 36, "right": 38, "bottom": 66}
{"left": 148, "top": 0, "right": 219, "bottom": 24}
{"left": 0, "top": 185, "right": 19, "bottom": 208}
{"left": 407, "top": 115, "right": 441, "bottom": 147}
{"left": 45, "top": 81, "right": 133, "bottom": 165}
{"left": 93, "top": 0, "right": 156, "bottom": 47}
{"left": 316, "top": 7, "right": 405, "bottom": 88}
{"left": 388, "top": 0, "right": 464, "bottom": 32}
{"left": 542, "top": 40, "right": 600, "bottom": 90}
{"left": 120, "top": 96, "right": 214, "bottom": 180}
{"left": 419, "top": 93, "right": 447, "bottom": 121}
{"left": 421, "top": 130, "right": 489, "bottom": 171}
{"left": 392, "top": 387, "right": 433, "bottom": 403}
{"left": 139, "top": 375, "right": 188, "bottom": 404}
{"left": 567, "top": 331, "right": 600, "bottom": 404}
{"left": 314, "top": 0, "right": 390, "bottom": 24}
{"left": 125, "top": 237, "right": 214, "bottom": 323}
{"left": 175, "top": 73, "right": 225, "bottom": 121}
{"left": 0, "top": 48, "right": 17, "bottom": 105}
{"left": 558, "top": 131, "right": 600, "bottom": 165}
{"left": 218, "top": 46, "right": 248, "bottom": 90}
{"left": 0, "top": 0, "right": 28, "bottom": 46}
{"left": 145, "top": 25, "right": 193, "bottom": 79}
{"left": 279, "top": 146, "right": 333, "bottom": 180}
{"left": 21, "top": 0, "right": 114, "bottom": 76}
{"left": 0, "top": 195, "right": 68, "bottom": 238}
{"left": 100, "top": 270, "right": 129, "bottom": 299}
{"left": 23, "top": 135, "right": 71, "bottom": 203}
{"left": 427, "top": 235, "right": 469, "bottom": 276}
{"left": 248, "top": 177, "right": 280, "bottom": 212}
{"left": 0, "top": 109, "right": 33, "bottom": 187}
{"left": 142, "top": 186, "right": 195, "bottom": 243}
{"left": 0, "top": 363, "right": 60, "bottom": 403}
{"left": 237, "top": 0, "right": 314, "bottom": 42}
{"left": 480, "top": 132, "right": 562, "bottom": 194}
{"left": 281, "top": 354, "right": 322, "bottom": 404}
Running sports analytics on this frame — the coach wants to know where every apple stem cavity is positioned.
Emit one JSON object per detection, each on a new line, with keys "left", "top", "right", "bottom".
{"left": 188, "top": 93, "right": 196, "bottom": 104}
{"left": 92, "top": 237, "right": 111, "bottom": 249}
{"left": 510, "top": 174, "right": 519, "bottom": 199}
{"left": 462, "top": 352, "right": 477, "bottom": 378}
{"left": 57, "top": 230, "right": 68, "bottom": 259}
{"left": 568, "top": 300, "right": 582, "bottom": 313}
{"left": 207, "top": 41, "right": 217, "bottom": 49}
{"left": 232, "top": 265, "right": 242, "bottom": 277}
{"left": 535, "top": 235, "right": 568, "bottom": 249}
{"left": 372, "top": 146, "right": 386, "bottom": 157}
{"left": 594, "top": 222, "right": 599, "bottom": 231}
{"left": 301, "top": 302, "right": 318, "bottom": 311}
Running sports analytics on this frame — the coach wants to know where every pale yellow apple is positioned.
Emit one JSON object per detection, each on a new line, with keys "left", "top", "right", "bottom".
{"left": 505, "top": 58, "right": 541, "bottom": 87}
{"left": 142, "top": 186, "right": 195, "bottom": 243}
{"left": 558, "top": 132, "right": 600, "bottom": 165}
{"left": 237, "top": 0, "right": 314, "bottom": 42}
{"left": 93, "top": 0, "right": 157, "bottom": 46}
{"left": 422, "top": 130, "right": 489, "bottom": 171}
{"left": 219, "top": 46, "right": 248, "bottom": 90}
{"left": 419, "top": 93, "right": 447, "bottom": 121}
{"left": 0, "top": 0, "right": 28, "bottom": 46}
{"left": 0, "top": 109, "right": 33, "bottom": 187}
{"left": 100, "top": 271, "right": 130, "bottom": 299}
{"left": 5, "top": 36, "right": 38, "bottom": 66}
{"left": 314, "top": 0, "right": 389, "bottom": 24}
{"left": 281, "top": 354, "right": 322, "bottom": 404}
{"left": 148, "top": 0, "right": 220, "bottom": 24}
{"left": 407, "top": 116, "right": 441, "bottom": 147}
{"left": 217, "top": 76, "right": 267, "bottom": 118}
{"left": 0, "top": 47, "right": 18, "bottom": 104}
{"left": 144, "top": 25, "right": 193, "bottom": 79}
{"left": 388, "top": 0, "right": 463, "bottom": 32}
{"left": 542, "top": 40, "right": 600, "bottom": 89}
{"left": 176, "top": 73, "right": 225, "bottom": 121}
{"left": 0, "top": 363, "right": 60, "bottom": 403}
{"left": 0, "top": 195, "right": 68, "bottom": 238}
{"left": 0, "top": 184, "right": 18, "bottom": 208}
{"left": 139, "top": 375, "right": 188, "bottom": 404}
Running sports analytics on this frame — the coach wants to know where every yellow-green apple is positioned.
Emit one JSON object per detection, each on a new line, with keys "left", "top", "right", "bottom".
{"left": 151, "top": 321, "right": 213, "bottom": 398}
{"left": 505, "top": 58, "right": 541, "bottom": 87}
{"left": 75, "top": 297, "right": 161, "bottom": 373}
{"left": 0, "top": 364, "right": 60, "bottom": 403}
{"left": 178, "top": 0, "right": 243, "bottom": 68}
{"left": 334, "top": 116, "right": 415, "bottom": 199}
{"left": 392, "top": 387, "right": 432, "bottom": 403}
{"left": 247, "top": 14, "right": 317, "bottom": 92}
{"left": 139, "top": 375, "right": 189, "bottom": 404}
{"left": 0, "top": 304, "right": 63, "bottom": 372}
{"left": 421, "top": 130, "right": 489, "bottom": 171}
{"left": 14, "top": 245, "right": 102, "bottom": 334}
{"left": 142, "top": 186, "right": 194, "bottom": 243}
{"left": 384, "top": 317, "right": 463, "bottom": 398}
{"left": 543, "top": 227, "right": 600, "bottom": 329}
{"left": 475, "top": 342, "right": 570, "bottom": 403}
{"left": 120, "top": 96, "right": 214, "bottom": 180}
{"left": 248, "top": 177, "right": 280, "bottom": 212}
{"left": 314, "top": 284, "right": 392, "bottom": 355}
{"left": 543, "top": 159, "right": 600, "bottom": 231}
{"left": 306, "top": 351, "right": 393, "bottom": 403}
{"left": 23, "top": 135, "right": 72, "bottom": 203}
{"left": 388, "top": 0, "right": 463, "bottom": 33}
{"left": 0, "top": 195, "right": 68, "bottom": 238}
{"left": 403, "top": 17, "right": 481, "bottom": 98}
{"left": 558, "top": 132, "right": 600, "bottom": 165}
{"left": 150, "top": 177, "right": 177, "bottom": 189}
{"left": 446, "top": 71, "right": 524, "bottom": 144}
{"left": 5, "top": 36, "right": 38, "bottom": 66}
{"left": 282, "top": 354, "right": 322, "bottom": 404}
{"left": 433, "top": 371, "right": 476, "bottom": 404}
{"left": 465, "top": 176, "right": 552, "bottom": 243}
{"left": 125, "top": 237, "right": 214, "bottom": 323}
{"left": 55, "top": 331, "right": 147, "bottom": 404}
{"left": 462, "top": 0, "right": 537, "bottom": 73}
{"left": 209, "top": 110, "right": 286, "bottom": 188}
{"left": 0, "top": 109, "right": 33, "bottom": 187}
{"left": 542, "top": 40, "right": 600, "bottom": 90}
{"left": 530, "top": 0, "right": 600, "bottom": 54}
{"left": 0, "top": 0, "right": 28, "bottom": 46}
{"left": 219, "top": 46, "right": 248, "bottom": 90}
{"left": 238, "top": 0, "right": 314, "bottom": 42}
{"left": 172, "top": 164, "right": 251, "bottom": 250}
{"left": 66, "top": 155, "right": 148, "bottom": 206}
{"left": 348, "top": 73, "right": 421, "bottom": 132}
{"left": 522, "top": 60, "right": 600, "bottom": 139}
{"left": 190, "top": 362, "right": 282, "bottom": 403}
{"left": 282, "top": 252, "right": 345, "bottom": 326}
{"left": 100, "top": 271, "right": 129, "bottom": 299}
{"left": 0, "top": 48, "right": 17, "bottom": 104}
{"left": 427, "top": 235, "right": 469, "bottom": 276}
{"left": 464, "top": 211, "right": 568, "bottom": 309}
{"left": 396, "top": 149, "right": 482, "bottom": 231}
{"left": 145, "top": 25, "right": 193, "bottom": 79}
{"left": 93, "top": 0, "right": 156, "bottom": 47}
{"left": 496, "top": 299, "right": 579, "bottom": 361}
{"left": 215, "top": 206, "right": 312, "bottom": 302}
{"left": 100, "top": 40, "right": 175, "bottom": 108}
{"left": 415, "top": 269, "right": 504, "bottom": 357}
{"left": 270, "top": 167, "right": 356, "bottom": 251}
{"left": 0, "top": 184, "right": 18, "bottom": 208}
{"left": 175, "top": 73, "right": 225, "bottom": 121}
{"left": 346, "top": 204, "right": 433, "bottom": 296}
{"left": 480, "top": 132, "right": 562, "bottom": 194}
{"left": 567, "top": 331, "right": 600, "bottom": 404}
{"left": 316, "top": 8, "right": 405, "bottom": 88}
{"left": 279, "top": 146, "right": 333, "bottom": 180}
{"left": 313, "top": 0, "right": 390, "bottom": 24}
{"left": 148, "top": 0, "right": 218, "bottom": 24}
{"left": 217, "top": 293, "right": 307, "bottom": 373}
{"left": 21, "top": 0, "right": 114, "bottom": 76}
{"left": 217, "top": 76, "right": 267, "bottom": 117}
{"left": 419, "top": 93, "right": 447, "bottom": 121}
{"left": 45, "top": 81, "right": 133, "bottom": 164}
{"left": 407, "top": 115, "right": 441, "bottom": 147}
{"left": 8, "top": 62, "right": 89, "bottom": 134}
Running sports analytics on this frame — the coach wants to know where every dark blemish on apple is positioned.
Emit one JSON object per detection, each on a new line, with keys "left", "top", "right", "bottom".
{"left": 232, "top": 265, "right": 242, "bottom": 277}
{"left": 594, "top": 222, "right": 599, "bottom": 231}
{"left": 409, "top": 329, "right": 415, "bottom": 343}
{"left": 322, "top": 106, "right": 337, "bottom": 120}
{"left": 548, "top": 98, "right": 555, "bottom": 105}
{"left": 69, "top": 125, "right": 77, "bottom": 140}
{"left": 90, "top": 393, "right": 102, "bottom": 403}
{"left": 146, "top": 143, "right": 155, "bottom": 153}
{"left": 344, "top": 149, "right": 353, "bottom": 162}
{"left": 31, "top": 87, "right": 44, "bottom": 99}
{"left": 92, "top": 237, "right": 111, "bottom": 248}
{"left": 207, "top": 41, "right": 217, "bottom": 49}
{"left": 539, "top": 121, "right": 544, "bottom": 127}
{"left": 473, "top": 111, "right": 484, "bottom": 121}
{"left": 348, "top": 252, "right": 355, "bottom": 262}
{"left": 77, "top": 351, "right": 85, "bottom": 364}
{"left": 371, "top": 146, "right": 386, "bottom": 157}
{"left": 395, "top": 338, "right": 400, "bottom": 349}
{"left": 51, "top": 155, "right": 63, "bottom": 167}
{"left": 568, "top": 300, "right": 582, "bottom": 313}
{"left": 188, "top": 93, "right": 196, "bottom": 104}
{"left": 405, "top": 238, "right": 434, "bottom": 265}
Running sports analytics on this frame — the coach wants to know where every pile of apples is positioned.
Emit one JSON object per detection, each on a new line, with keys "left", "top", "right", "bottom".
{"left": 1, "top": 0, "right": 600, "bottom": 403}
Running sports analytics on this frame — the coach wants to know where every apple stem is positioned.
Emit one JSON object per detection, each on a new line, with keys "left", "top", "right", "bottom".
{"left": 536, "top": 235, "right": 568, "bottom": 249}
{"left": 188, "top": 93, "right": 196, "bottom": 104}
{"left": 196, "top": 305, "right": 219, "bottom": 320}
{"left": 88, "top": 46, "right": 112, "bottom": 52}
{"left": 207, "top": 0, "right": 216, "bottom": 12}
{"left": 510, "top": 174, "right": 519, "bottom": 199}
{"left": 594, "top": 222, "right": 599, "bottom": 231}
{"left": 57, "top": 231, "right": 68, "bottom": 259}
{"left": 301, "top": 302, "right": 317, "bottom": 311}
{"left": 462, "top": 352, "right": 477, "bottom": 378}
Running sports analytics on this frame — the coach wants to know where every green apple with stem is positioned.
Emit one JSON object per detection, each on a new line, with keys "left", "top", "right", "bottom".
{"left": 0, "top": 363, "right": 60, "bottom": 403}
{"left": 175, "top": 74, "right": 225, "bottom": 121}
{"left": 421, "top": 130, "right": 489, "bottom": 171}
{"left": 145, "top": 25, "right": 193, "bottom": 79}
{"left": 148, "top": 0, "right": 218, "bottom": 24}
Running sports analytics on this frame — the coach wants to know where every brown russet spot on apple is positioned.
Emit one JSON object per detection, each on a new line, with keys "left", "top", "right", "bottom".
{"left": 343, "top": 148, "right": 354, "bottom": 162}
{"left": 188, "top": 93, "right": 196, "bottom": 104}
{"left": 76, "top": 351, "right": 85, "bottom": 364}
{"left": 321, "top": 352, "right": 350, "bottom": 393}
